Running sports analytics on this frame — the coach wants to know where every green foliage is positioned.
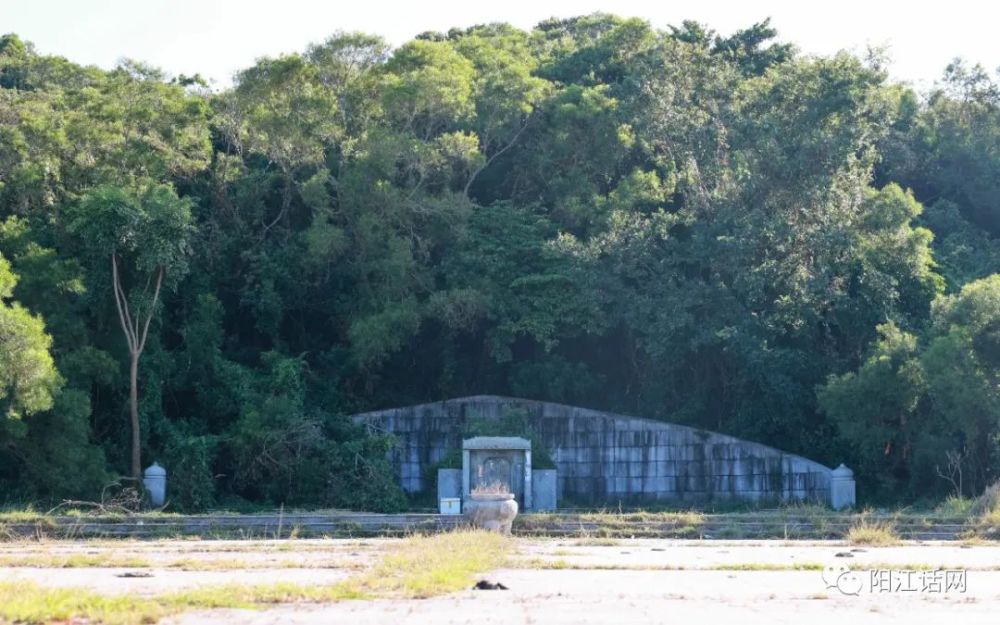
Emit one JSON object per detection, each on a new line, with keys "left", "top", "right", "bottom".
{"left": 465, "top": 408, "right": 556, "bottom": 469}
{"left": 226, "top": 352, "right": 406, "bottom": 512}
{"left": 0, "top": 253, "right": 60, "bottom": 418}
{"left": 69, "top": 183, "right": 194, "bottom": 279}
{"left": 162, "top": 424, "right": 218, "bottom": 511}
{"left": 1, "top": 17, "right": 998, "bottom": 511}
{"left": 821, "top": 275, "right": 1000, "bottom": 499}
{"left": 818, "top": 323, "right": 930, "bottom": 498}
{"left": 380, "top": 40, "right": 475, "bottom": 139}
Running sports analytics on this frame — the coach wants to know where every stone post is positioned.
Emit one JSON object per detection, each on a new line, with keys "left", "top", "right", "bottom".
{"left": 143, "top": 462, "right": 166, "bottom": 507}
{"left": 830, "top": 464, "right": 856, "bottom": 510}
{"left": 524, "top": 449, "right": 532, "bottom": 511}
{"left": 461, "top": 449, "right": 471, "bottom": 500}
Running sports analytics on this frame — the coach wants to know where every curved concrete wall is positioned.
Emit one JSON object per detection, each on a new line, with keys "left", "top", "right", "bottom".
{"left": 352, "top": 395, "right": 833, "bottom": 504}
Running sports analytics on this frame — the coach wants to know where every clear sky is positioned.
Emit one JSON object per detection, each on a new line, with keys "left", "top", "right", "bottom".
{"left": 2, "top": 0, "right": 997, "bottom": 90}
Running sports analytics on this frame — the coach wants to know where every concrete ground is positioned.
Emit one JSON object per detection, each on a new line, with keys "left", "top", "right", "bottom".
{"left": 2, "top": 538, "right": 998, "bottom": 624}
{"left": 172, "top": 570, "right": 1000, "bottom": 625}
{"left": 0, "top": 538, "right": 378, "bottom": 595}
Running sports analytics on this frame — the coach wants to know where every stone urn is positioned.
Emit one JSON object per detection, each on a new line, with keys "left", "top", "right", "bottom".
{"left": 464, "top": 492, "right": 518, "bottom": 534}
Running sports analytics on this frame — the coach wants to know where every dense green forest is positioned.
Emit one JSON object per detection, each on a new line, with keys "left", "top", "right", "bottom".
{"left": 0, "top": 15, "right": 997, "bottom": 510}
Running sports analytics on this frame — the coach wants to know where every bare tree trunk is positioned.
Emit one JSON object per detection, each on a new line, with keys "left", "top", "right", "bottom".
{"left": 129, "top": 352, "right": 141, "bottom": 480}
{"left": 111, "top": 255, "right": 163, "bottom": 483}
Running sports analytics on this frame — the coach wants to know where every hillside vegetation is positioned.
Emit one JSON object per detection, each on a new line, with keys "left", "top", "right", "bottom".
{"left": 0, "top": 15, "right": 997, "bottom": 509}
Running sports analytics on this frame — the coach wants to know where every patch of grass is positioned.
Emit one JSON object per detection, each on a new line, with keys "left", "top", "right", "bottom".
{"left": 775, "top": 501, "right": 835, "bottom": 516}
{"left": 971, "top": 480, "right": 1000, "bottom": 516}
{"left": 515, "top": 557, "right": 575, "bottom": 569}
{"left": 975, "top": 507, "right": 1000, "bottom": 535}
{"left": 342, "top": 530, "right": 508, "bottom": 598}
{"left": 0, "top": 554, "right": 152, "bottom": 568}
{"left": 0, "top": 529, "right": 509, "bottom": 624}
{"left": 934, "top": 496, "right": 975, "bottom": 516}
{"left": 511, "top": 558, "right": 683, "bottom": 571}
{"left": 0, "top": 582, "right": 168, "bottom": 625}
{"left": 851, "top": 561, "right": 935, "bottom": 571}
{"left": 166, "top": 581, "right": 365, "bottom": 607}
{"left": 166, "top": 557, "right": 366, "bottom": 571}
{"left": 511, "top": 558, "right": 824, "bottom": 572}
{"left": 578, "top": 510, "right": 706, "bottom": 526}
{"left": 708, "top": 562, "right": 824, "bottom": 571}
{"left": 845, "top": 517, "right": 900, "bottom": 546}
{"left": 958, "top": 534, "right": 991, "bottom": 545}
{"left": 518, "top": 509, "right": 708, "bottom": 539}
{"left": 0, "top": 581, "right": 364, "bottom": 625}
{"left": 573, "top": 536, "right": 621, "bottom": 546}
{"left": 958, "top": 482, "right": 1000, "bottom": 539}
{"left": 0, "top": 506, "right": 46, "bottom": 523}
{"left": 844, "top": 561, "right": 1000, "bottom": 572}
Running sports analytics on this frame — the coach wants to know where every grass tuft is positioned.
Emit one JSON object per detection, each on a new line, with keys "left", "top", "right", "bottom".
{"left": 934, "top": 496, "right": 975, "bottom": 516}
{"left": 342, "top": 530, "right": 508, "bottom": 598}
{"left": 971, "top": 480, "right": 1000, "bottom": 517}
{"left": 845, "top": 516, "right": 900, "bottom": 546}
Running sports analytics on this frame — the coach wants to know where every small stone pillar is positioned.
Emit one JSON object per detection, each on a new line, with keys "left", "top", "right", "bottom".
{"left": 438, "top": 468, "right": 462, "bottom": 514}
{"left": 830, "top": 464, "right": 855, "bottom": 510}
{"left": 531, "top": 469, "right": 557, "bottom": 511}
{"left": 143, "top": 462, "right": 167, "bottom": 507}
{"left": 524, "top": 449, "right": 533, "bottom": 511}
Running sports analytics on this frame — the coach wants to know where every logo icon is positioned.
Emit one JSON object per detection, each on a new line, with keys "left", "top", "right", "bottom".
{"left": 822, "top": 565, "right": 862, "bottom": 596}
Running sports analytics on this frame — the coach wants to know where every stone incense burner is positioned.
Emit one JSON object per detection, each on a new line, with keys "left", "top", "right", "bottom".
{"left": 463, "top": 485, "right": 518, "bottom": 534}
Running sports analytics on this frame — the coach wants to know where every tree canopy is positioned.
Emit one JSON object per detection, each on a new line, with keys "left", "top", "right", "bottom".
{"left": 0, "top": 16, "right": 998, "bottom": 507}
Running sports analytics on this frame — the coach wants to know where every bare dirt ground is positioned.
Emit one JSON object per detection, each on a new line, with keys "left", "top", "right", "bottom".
{"left": 3, "top": 538, "right": 999, "bottom": 624}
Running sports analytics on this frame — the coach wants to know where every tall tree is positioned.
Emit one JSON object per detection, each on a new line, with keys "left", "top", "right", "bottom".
{"left": 68, "top": 184, "right": 193, "bottom": 479}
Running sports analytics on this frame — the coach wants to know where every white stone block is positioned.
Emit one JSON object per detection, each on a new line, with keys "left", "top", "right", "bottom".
{"left": 830, "top": 464, "right": 856, "bottom": 510}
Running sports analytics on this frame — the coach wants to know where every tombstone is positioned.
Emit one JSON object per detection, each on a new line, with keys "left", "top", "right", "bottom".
{"left": 462, "top": 436, "right": 532, "bottom": 510}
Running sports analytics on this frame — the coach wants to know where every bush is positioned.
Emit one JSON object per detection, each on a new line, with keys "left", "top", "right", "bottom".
{"left": 971, "top": 480, "right": 1000, "bottom": 517}
{"left": 162, "top": 427, "right": 218, "bottom": 512}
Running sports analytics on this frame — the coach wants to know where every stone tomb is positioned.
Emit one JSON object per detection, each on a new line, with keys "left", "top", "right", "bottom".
{"left": 437, "top": 436, "right": 557, "bottom": 512}
{"left": 359, "top": 396, "right": 855, "bottom": 509}
{"left": 463, "top": 436, "right": 532, "bottom": 509}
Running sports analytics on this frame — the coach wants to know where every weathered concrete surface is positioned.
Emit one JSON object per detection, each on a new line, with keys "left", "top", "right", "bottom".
{"left": 353, "top": 396, "right": 834, "bottom": 505}
{"left": 515, "top": 538, "right": 1000, "bottom": 569}
{"left": 166, "top": 541, "right": 1000, "bottom": 625}
{"left": 170, "top": 586, "right": 1000, "bottom": 625}
{"left": 0, "top": 538, "right": 376, "bottom": 595}
{"left": 6, "top": 538, "right": 998, "bottom": 625}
